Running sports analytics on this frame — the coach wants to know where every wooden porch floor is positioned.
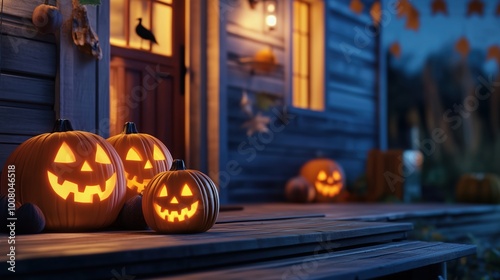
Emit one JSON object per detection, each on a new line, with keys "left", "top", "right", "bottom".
{"left": 1, "top": 203, "right": 494, "bottom": 279}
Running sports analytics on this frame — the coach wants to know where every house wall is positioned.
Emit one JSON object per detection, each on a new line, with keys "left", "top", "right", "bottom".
{"left": 0, "top": 2, "right": 109, "bottom": 169}
{"left": 222, "top": 0, "right": 381, "bottom": 202}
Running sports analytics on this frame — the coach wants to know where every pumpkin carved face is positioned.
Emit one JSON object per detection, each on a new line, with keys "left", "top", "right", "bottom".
{"left": 0, "top": 119, "right": 126, "bottom": 231}
{"left": 142, "top": 159, "right": 219, "bottom": 233}
{"left": 300, "top": 158, "right": 345, "bottom": 202}
{"left": 107, "top": 122, "right": 173, "bottom": 200}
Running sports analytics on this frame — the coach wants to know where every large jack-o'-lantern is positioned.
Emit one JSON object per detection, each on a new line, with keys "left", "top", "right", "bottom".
{"left": 0, "top": 119, "right": 126, "bottom": 231}
{"left": 142, "top": 159, "right": 219, "bottom": 233}
{"left": 107, "top": 122, "right": 173, "bottom": 200}
{"left": 300, "top": 158, "right": 345, "bottom": 202}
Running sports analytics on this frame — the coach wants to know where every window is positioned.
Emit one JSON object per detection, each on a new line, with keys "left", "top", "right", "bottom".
{"left": 291, "top": 0, "right": 324, "bottom": 111}
{"left": 110, "top": 0, "right": 173, "bottom": 56}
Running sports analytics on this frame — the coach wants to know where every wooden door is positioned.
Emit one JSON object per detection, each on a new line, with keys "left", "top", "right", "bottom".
{"left": 109, "top": 0, "right": 185, "bottom": 159}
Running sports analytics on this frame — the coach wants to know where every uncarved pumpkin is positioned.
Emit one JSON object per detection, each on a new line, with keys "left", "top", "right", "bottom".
{"left": 285, "top": 176, "right": 315, "bottom": 203}
{"left": 107, "top": 122, "right": 173, "bottom": 200}
{"left": 0, "top": 119, "right": 126, "bottom": 231}
{"left": 300, "top": 158, "right": 346, "bottom": 202}
{"left": 456, "top": 173, "right": 500, "bottom": 204}
{"left": 142, "top": 159, "right": 219, "bottom": 233}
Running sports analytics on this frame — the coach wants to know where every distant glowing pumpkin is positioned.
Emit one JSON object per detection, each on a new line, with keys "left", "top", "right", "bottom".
{"left": 107, "top": 122, "right": 173, "bottom": 200}
{"left": 300, "top": 158, "right": 345, "bottom": 202}
{"left": 142, "top": 159, "right": 219, "bottom": 233}
{"left": 0, "top": 119, "right": 126, "bottom": 231}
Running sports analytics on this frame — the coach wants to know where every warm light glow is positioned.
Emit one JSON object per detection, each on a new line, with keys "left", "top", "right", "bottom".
{"left": 333, "top": 171, "right": 341, "bottom": 180}
{"left": 170, "top": 196, "right": 179, "bottom": 204}
{"left": 315, "top": 170, "right": 343, "bottom": 197}
{"left": 125, "top": 172, "right": 151, "bottom": 193}
{"left": 54, "top": 142, "right": 76, "bottom": 163}
{"left": 47, "top": 171, "right": 117, "bottom": 203}
{"left": 181, "top": 184, "right": 193, "bottom": 196}
{"left": 81, "top": 161, "right": 93, "bottom": 172}
{"left": 159, "top": 185, "right": 168, "bottom": 197}
{"left": 267, "top": 3, "right": 276, "bottom": 12}
{"left": 126, "top": 147, "right": 142, "bottom": 161}
{"left": 293, "top": 0, "right": 310, "bottom": 109}
{"left": 153, "top": 201, "right": 199, "bottom": 222}
{"left": 265, "top": 14, "right": 277, "bottom": 27}
{"left": 153, "top": 144, "right": 166, "bottom": 160}
{"left": 144, "top": 160, "right": 153, "bottom": 169}
{"left": 95, "top": 144, "right": 112, "bottom": 164}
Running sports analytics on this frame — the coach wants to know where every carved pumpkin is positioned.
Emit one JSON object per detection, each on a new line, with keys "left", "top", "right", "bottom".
{"left": 32, "top": 1, "right": 63, "bottom": 34}
{"left": 107, "top": 122, "right": 173, "bottom": 200}
{"left": 285, "top": 176, "right": 315, "bottom": 203}
{"left": 0, "top": 119, "right": 126, "bottom": 231}
{"left": 456, "top": 173, "right": 500, "bottom": 204}
{"left": 300, "top": 158, "right": 345, "bottom": 202}
{"left": 142, "top": 159, "right": 219, "bottom": 233}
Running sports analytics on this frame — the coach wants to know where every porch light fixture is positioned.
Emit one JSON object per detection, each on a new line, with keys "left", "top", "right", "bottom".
{"left": 249, "top": 0, "right": 277, "bottom": 30}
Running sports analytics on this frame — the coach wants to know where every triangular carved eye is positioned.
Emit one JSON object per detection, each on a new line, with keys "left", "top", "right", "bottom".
{"left": 317, "top": 171, "right": 327, "bottom": 181}
{"left": 95, "top": 144, "right": 112, "bottom": 164}
{"left": 159, "top": 184, "right": 168, "bottom": 197}
{"left": 333, "top": 171, "right": 341, "bottom": 181}
{"left": 54, "top": 142, "right": 76, "bottom": 163}
{"left": 153, "top": 145, "right": 166, "bottom": 160}
{"left": 181, "top": 184, "right": 193, "bottom": 196}
{"left": 126, "top": 148, "right": 142, "bottom": 161}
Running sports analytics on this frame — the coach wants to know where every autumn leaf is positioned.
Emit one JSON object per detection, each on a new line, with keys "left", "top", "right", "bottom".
{"left": 466, "top": 0, "right": 484, "bottom": 17}
{"left": 431, "top": 0, "right": 447, "bottom": 15}
{"left": 370, "top": 1, "right": 382, "bottom": 26}
{"left": 350, "top": 0, "right": 364, "bottom": 14}
{"left": 390, "top": 42, "right": 402, "bottom": 59}
{"left": 405, "top": 6, "right": 420, "bottom": 31}
{"left": 455, "top": 37, "right": 470, "bottom": 58}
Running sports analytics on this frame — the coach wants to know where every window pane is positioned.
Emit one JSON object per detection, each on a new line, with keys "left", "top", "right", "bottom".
{"left": 293, "top": 76, "right": 300, "bottom": 107}
{"left": 300, "top": 34, "right": 308, "bottom": 75}
{"left": 299, "top": 2, "right": 309, "bottom": 33}
{"left": 293, "top": 32, "right": 299, "bottom": 75}
{"left": 300, "top": 77, "right": 309, "bottom": 108}
{"left": 158, "top": 0, "right": 172, "bottom": 3}
{"left": 110, "top": 0, "right": 126, "bottom": 46}
{"left": 129, "top": 0, "right": 151, "bottom": 50}
{"left": 293, "top": 1, "right": 300, "bottom": 31}
{"left": 152, "top": 3, "right": 173, "bottom": 56}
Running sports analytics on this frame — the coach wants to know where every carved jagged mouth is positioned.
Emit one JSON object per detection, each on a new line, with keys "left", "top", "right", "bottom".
{"left": 315, "top": 182, "right": 342, "bottom": 197}
{"left": 153, "top": 201, "right": 199, "bottom": 222}
{"left": 125, "top": 172, "right": 150, "bottom": 193}
{"left": 47, "top": 171, "right": 117, "bottom": 203}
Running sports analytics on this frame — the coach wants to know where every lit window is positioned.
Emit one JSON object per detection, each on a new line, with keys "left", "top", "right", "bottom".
{"left": 292, "top": 0, "right": 324, "bottom": 111}
{"left": 110, "top": 0, "right": 173, "bottom": 56}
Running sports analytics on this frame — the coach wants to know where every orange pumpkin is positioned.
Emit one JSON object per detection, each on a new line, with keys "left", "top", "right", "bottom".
{"left": 0, "top": 119, "right": 126, "bottom": 231}
{"left": 456, "top": 173, "right": 500, "bottom": 204}
{"left": 285, "top": 176, "right": 315, "bottom": 203}
{"left": 300, "top": 158, "right": 345, "bottom": 202}
{"left": 142, "top": 159, "right": 219, "bottom": 233}
{"left": 107, "top": 122, "right": 173, "bottom": 200}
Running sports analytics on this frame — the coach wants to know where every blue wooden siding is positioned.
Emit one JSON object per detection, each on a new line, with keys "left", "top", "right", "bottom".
{"left": 223, "top": 0, "right": 380, "bottom": 202}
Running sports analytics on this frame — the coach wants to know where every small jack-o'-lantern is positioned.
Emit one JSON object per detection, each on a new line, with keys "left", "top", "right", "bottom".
{"left": 0, "top": 119, "right": 126, "bottom": 231}
{"left": 142, "top": 159, "right": 219, "bottom": 233}
{"left": 107, "top": 122, "right": 173, "bottom": 200}
{"left": 300, "top": 158, "right": 345, "bottom": 202}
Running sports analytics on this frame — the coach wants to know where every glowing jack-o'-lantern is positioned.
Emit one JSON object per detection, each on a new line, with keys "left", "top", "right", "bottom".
{"left": 142, "top": 159, "right": 219, "bottom": 233}
{"left": 0, "top": 119, "right": 126, "bottom": 231}
{"left": 107, "top": 122, "right": 173, "bottom": 200}
{"left": 300, "top": 158, "right": 345, "bottom": 202}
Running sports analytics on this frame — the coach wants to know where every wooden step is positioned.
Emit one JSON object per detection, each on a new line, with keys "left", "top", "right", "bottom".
{"left": 160, "top": 241, "right": 476, "bottom": 280}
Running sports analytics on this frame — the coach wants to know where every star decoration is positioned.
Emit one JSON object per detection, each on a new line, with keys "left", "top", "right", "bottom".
{"left": 242, "top": 113, "right": 271, "bottom": 136}
{"left": 405, "top": 6, "right": 420, "bottom": 31}
{"left": 487, "top": 45, "right": 500, "bottom": 64}
{"left": 390, "top": 42, "right": 402, "bottom": 59}
{"left": 431, "top": 0, "right": 447, "bottom": 15}
{"left": 350, "top": 0, "right": 364, "bottom": 14}
{"left": 467, "top": 0, "right": 484, "bottom": 17}
{"left": 240, "top": 91, "right": 253, "bottom": 117}
{"left": 455, "top": 37, "right": 470, "bottom": 58}
{"left": 370, "top": 1, "right": 382, "bottom": 26}
{"left": 396, "top": 0, "right": 412, "bottom": 19}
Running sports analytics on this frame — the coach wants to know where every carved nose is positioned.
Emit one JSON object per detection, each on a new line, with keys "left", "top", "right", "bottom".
{"left": 327, "top": 177, "right": 334, "bottom": 184}
{"left": 170, "top": 197, "right": 179, "bottom": 204}
{"left": 81, "top": 161, "right": 93, "bottom": 172}
{"left": 144, "top": 160, "right": 152, "bottom": 169}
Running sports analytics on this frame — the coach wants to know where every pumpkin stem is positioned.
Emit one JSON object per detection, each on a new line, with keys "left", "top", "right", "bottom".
{"left": 52, "top": 119, "right": 74, "bottom": 132}
{"left": 170, "top": 159, "right": 186, "bottom": 171}
{"left": 123, "top": 122, "right": 139, "bottom": 134}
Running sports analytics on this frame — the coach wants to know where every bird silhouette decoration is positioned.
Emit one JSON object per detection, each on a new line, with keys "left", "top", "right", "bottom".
{"left": 135, "top": 18, "right": 158, "bottom": 45}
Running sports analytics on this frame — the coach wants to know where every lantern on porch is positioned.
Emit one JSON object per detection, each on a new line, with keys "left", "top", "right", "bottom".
{"left": 142, "top": 159, "right": 219, "bottom": 233}
{"left": 107, "top": 122, "right": 173, "bottom": 200}
{"left": 300, "top": 158, "right": 346, "bottom": 202}
{"left": 0, "top": 119, "right": 126, "bottom": 231}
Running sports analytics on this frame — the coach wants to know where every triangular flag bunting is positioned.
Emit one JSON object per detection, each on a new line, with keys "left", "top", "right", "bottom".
{"left": 455, "top": 37, "right": 470, "bottom": 58}
{"left": 431, "top": 0, "right": 447, "bottom": 15}
{"left": 467, "top": 0, "right": 484, "bottom": 17}
{"left": 390, "top": 42, "right": 402, "bottom": 59}
{"left": 350, "top": 0, "right": 364, "bottom": 14}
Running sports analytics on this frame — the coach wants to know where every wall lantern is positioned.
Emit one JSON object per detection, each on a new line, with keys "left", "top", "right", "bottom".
{"left": 249, "top": 0, "right": 278, "bottom": 30}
